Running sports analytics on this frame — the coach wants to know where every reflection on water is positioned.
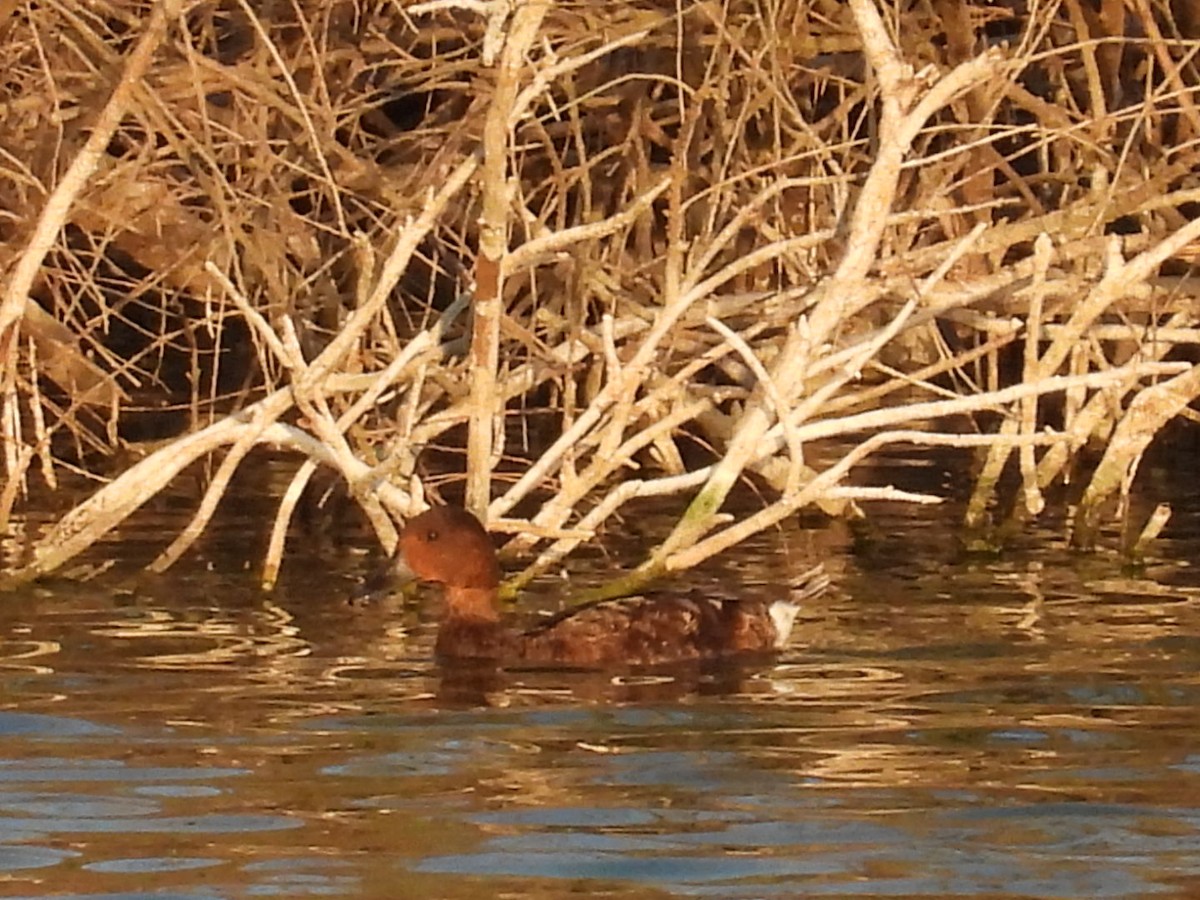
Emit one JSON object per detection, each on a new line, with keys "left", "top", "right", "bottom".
{"left": 4, "top": 456, "right": 1200, "bottom": 897}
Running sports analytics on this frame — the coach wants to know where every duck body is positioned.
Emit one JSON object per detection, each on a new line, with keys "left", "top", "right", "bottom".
{"left": 393, "top": 506, "right": 829, "bottom": 669}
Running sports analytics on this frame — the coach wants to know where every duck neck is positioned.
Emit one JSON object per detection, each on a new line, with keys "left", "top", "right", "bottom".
{"left": 442, "top": 585, "right": 501, "bottom": 623}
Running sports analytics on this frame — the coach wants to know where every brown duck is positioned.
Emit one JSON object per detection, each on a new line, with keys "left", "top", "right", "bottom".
{"left": 386, "top": 506, "right": 830, "bottom": 668}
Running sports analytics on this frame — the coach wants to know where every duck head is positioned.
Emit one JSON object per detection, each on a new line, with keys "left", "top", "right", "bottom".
{"left": 393, "top": 506, "right": 502, "bottom": 613}
{"left": 355, "top": 507, "right": 500, "bottom": 605}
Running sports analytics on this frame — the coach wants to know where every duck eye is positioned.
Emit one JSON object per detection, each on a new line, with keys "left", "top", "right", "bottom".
{"left": 424, "top": 528, "right": 439, "bottom": 542}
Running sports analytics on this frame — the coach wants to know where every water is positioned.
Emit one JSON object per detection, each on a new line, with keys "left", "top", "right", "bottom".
{"left": 3, "top": 451, "right": 1200, "bottom": 898}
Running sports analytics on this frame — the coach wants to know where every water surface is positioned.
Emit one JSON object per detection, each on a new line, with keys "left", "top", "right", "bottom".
{"left": 3, "top": 451, "right": 1200, "bottom": 898}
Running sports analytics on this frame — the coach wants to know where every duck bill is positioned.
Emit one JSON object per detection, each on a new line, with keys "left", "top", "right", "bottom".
{"left": 353, "top": 553, "right": 417, "bottom": 604}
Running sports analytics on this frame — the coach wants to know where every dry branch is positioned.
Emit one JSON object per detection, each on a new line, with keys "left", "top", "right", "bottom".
{"left": 4, "top": 0, "right": 1200, "bottom": 586}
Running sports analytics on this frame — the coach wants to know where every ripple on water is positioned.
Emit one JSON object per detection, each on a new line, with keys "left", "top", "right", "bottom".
{"left": 5, "top": 458, "right": 1200, "bottom": 898}
{"left": 0, "top": 712, "right": 121, "bottom": 738}
{"left": 83, "top": 857, "right": 223, "bottom": 874}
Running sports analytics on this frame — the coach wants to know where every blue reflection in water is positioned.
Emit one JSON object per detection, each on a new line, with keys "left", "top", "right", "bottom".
{"left": 403, "top": 716, "right": 1200, "bottom": 899}
{"left": 84, "top": 857, "right": 222, "bottom": 874}
{"left": 0, "top": 759, "right": 249, "bottom": 782}
{"left": 0, "top": 812, "right": 298, "bottom": 835}
{"left": 0, "top": 844, "right": 79, "bottom": 870}
{"left": 0, "top": 713, "right": 121, "bottom": 738}
{"left": 0, "top": 791, "right": 160, "bottom": 818}
{"left": 416, "top": 795, "right": 1193, "bottom": 898}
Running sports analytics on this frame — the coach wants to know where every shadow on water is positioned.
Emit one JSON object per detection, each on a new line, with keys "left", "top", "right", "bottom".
{"left": 4, "top": 448, "right": 1200, "bottom": 897}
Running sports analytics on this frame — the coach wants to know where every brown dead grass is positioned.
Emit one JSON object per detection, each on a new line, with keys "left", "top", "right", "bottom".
{"left": 3, "top": 0, "right": 1200, "bottom": 588}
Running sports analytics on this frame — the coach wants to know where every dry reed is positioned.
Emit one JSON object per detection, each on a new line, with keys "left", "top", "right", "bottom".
{"left": 3, "top": 0, "right": 1200, "bottom": 591}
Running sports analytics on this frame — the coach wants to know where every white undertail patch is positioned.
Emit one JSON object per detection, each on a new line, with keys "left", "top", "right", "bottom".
{"left": 768, "top": 601, "right": 802, "bottom": 647}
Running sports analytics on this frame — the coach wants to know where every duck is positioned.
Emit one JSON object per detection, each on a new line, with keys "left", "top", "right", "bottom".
{"left": 387, "top": 505, "right": 830, "bottom": 668}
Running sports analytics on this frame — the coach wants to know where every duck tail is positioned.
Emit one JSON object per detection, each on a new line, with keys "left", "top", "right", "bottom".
{"left": 769, "top": 565, "right": 831, "bottom": 647}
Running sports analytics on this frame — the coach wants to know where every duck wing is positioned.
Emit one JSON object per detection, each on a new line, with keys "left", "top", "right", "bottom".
{"left": 515, "top": 565, "right": 829, "bottom": 668}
